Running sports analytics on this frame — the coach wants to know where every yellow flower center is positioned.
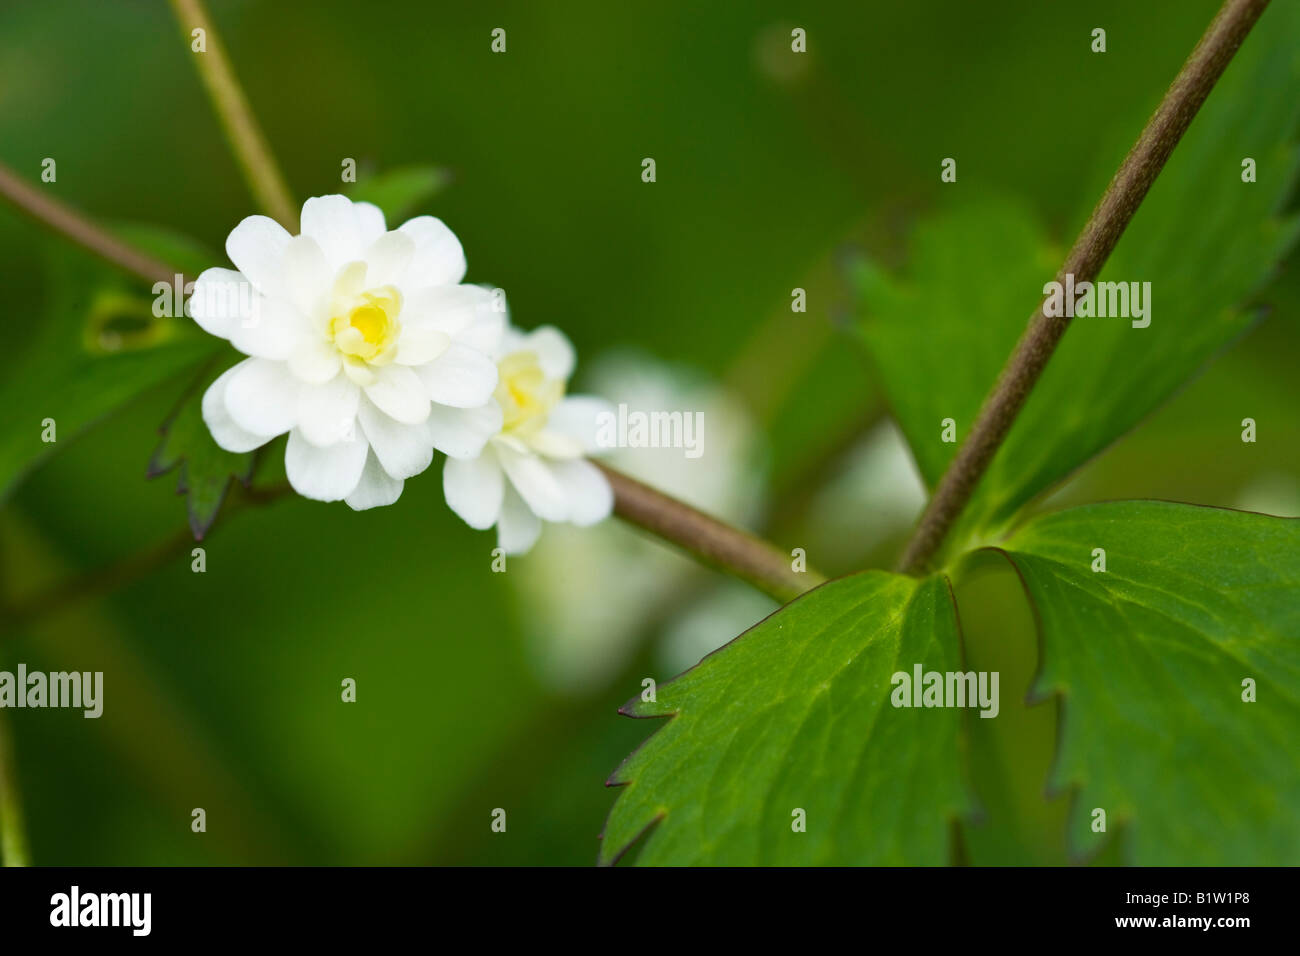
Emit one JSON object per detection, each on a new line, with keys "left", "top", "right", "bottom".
{"left": 329, "top": 286, "right": 403, "bottom": 365}
{"left": 495, "top": 351, "right": 563, "bottom": 436}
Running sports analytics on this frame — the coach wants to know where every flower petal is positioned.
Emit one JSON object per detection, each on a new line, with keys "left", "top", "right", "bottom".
{"left": 228, "top": 294, "right": 308, "bottom": 360}
{"left": 551, "top": 458, "right": 613, "bottom": 526}
{"left": 201, "top": 364, "right": 272, "bottom": 452}
{"left": 397, "top": 215, "right": 466, "bottom": 287}
{"left": 296, "top": 375, "right": 361, "bottom": 447}
{"left": 300, "top": 195, "right": 362, "bottom": 268}
{"left": 281, "top": 234, "right": 331, "bottom": 320}
{"left": 363, "top": 363, "right": 430, "bottom": 424}
{"left": 187, "top": 267, "right": 252, "bottom": 339}
{"left": 426, "top": 401, "right": 503, "bottom": 459}
{"left": 394, "top": 325, "right": 450, "bottom": 366}
{"left": 546, "top": 395, "right": 616, "bottom": 455}
{"left": 519, "top": 325, "right": 575, "bottom": 380}
{"left": 443, "top": 453, "right": 505, "bottom": 530}
{"left": 497, "top": 443, "right": 568, "bottom": 522}
{"left": 414, "top": 343, "right": 498, "bottom": 408}
{"left": 403, "top": 285, "right": 504, "bottom": 351}
{"left": 497, "top": 485, "right": 542, "bottom": 554}
{"left": 285, "top": 426, "right": 368, "bottom": 501}
{"left": 357, "top": 395, "right": 434, "bottom": 479}
{"left": 287, "top": 335, "right": 342, "bottom": 384}
{"left": 225, "top": 215, "right": 291, "bottom": 297}
{"left": 354, "top": 202, "right": 387, "bottom": 246}
{"left": 223, "top": 357, "right": 300, "bottom": 438}
{"left": 345, "top": 449, "right": 404, "bottom": 511}
{"left": 527, "top": 429, "right": 585, "bottom": 460}
{"left": 363, "top": 230, "right": 416, "bottom": 288}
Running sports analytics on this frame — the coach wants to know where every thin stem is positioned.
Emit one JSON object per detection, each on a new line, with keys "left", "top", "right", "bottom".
{"left": 0, "top": 162, "right": 179, "bottom": 286}
{"left": 598, "top": 463, "right": 826, "bottom": 604}
{"left": 896, "top": 0, "right": 1271, "bottom": 576}
{"left": 0, "top": 711, "right": 30, "bottom": 866}
{"left": 166, "top": 0, "right": 298, "bottom": 230}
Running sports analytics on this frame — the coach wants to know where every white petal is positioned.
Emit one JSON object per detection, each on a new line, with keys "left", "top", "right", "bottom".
{"left": 225, "top": 215, "right": 291, "bottom": 297}
{"left": 456, "top": 312, "right": 507, "bottom": 355}
{"left": 362, "top": 230, "right": 415, "bottom": 288}
{"left": 334, "top": 259, "right": 368, "bottom": 297}
{"left": 426, "top": 401, "right": 503, "bottom": 459}
{"left": 519, "top": 325, "right": 575, "bottom": 380}
{"left": 402, "top": 285, "right": 502, "bottom": 349}
{"left": 296, "top": 375, "right": 361, "bottom": 447}
{"left": 497, "top": 485, "right": 542, "bottom": 554}
{"left": 354, "top": 202, "right": 387, "bottom": 246}
{"left": 300, "top": 195, "right": 362, "bottom": 267}
{"left": 287, "top": 336, "right": 342, "bottom": 384}
{"left": 281, "top": 235, "right": 331, "bottom": 320}
{"left": 551, "top": 458, "right": 613, "bottom": 526}
{"left": 201, "top": 365, "right": 272, "bottom": 452}
{"left": 228, "top": 295, "right": 308, "bottom": 360}
{"left": 546, "top": 395, "right": 616, "bottom": 455}
{"left": 414, "top": 344, "right": 498, "bottom": 408}
{"left": 443, "top": 453, "right": 505, "bottom": 530}
{"left": 223, "top": 357, "right": 300, "bottom": 438}
{"left": 527, "top": 429, "right": 584, "bottom": 460}
{"left": 497, "top": 443, "right": 568, "bottom": 522}
{"left": 363, "top": 364, "right": 430, "bottom": 424}
{"left": 285, "top": 426, "right": 368, "bottom": 501}
{"left": 357, "top": 396, "right": 434, "bottom": 479}
{"left": 345, "top": 450, "right": 404, "bottom": 510}
{"left": 394, "top": 326, "right": 450, "bottom": 366}
{"left": 397, "top": 215, "right": 466, "bottom": 287}
{"left": 187, "top": 267, "right": 251, "bottom": 338}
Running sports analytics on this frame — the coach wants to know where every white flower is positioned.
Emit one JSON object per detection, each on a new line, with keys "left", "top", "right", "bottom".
{"left": 189, "top": 194, "right": 505, "bottom": 510}
{"left": 443, "top": 325, "right": 613, "bottom": 553}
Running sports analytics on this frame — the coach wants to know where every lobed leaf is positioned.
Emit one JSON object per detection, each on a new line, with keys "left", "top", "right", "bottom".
{"left": 600, "top": 572, "right": 974, "bottom": 865}
{"left": 1000, "top": 501, "right": 1300, "bottom": 864}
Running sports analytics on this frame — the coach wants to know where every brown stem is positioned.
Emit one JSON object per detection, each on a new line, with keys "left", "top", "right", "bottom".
{"left": 166, "top": 0, "right": 298, "bottom": 230}
{"left": 597, "top": 463, "right": 825, "bottom": 603}
{"left": 0, "top": 163, "right": 179, "bottom": 286}
{"left": 896, "top": 0, "right": 1271, "bottom": 575}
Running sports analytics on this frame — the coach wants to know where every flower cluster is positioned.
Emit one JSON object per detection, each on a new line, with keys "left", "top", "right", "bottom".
{"left": 190, "top": 194, "right": 612, "bottom": 553}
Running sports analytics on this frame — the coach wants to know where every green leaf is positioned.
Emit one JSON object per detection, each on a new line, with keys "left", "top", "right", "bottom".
{"left": 0, "top": 226, "right": 221, "bottom": 501}
{"left": 853, "top": 199, "right": 1054, "bottom": 488}
{"left": 600, "top": 572, "right": 974, "bottom": 865}
{"left": 148, "top": 355, "right": 256, "bottom": 540}
{"left": 999, "top": 501, "right": 1300, "bottom": 864}
{"left": 852, "top": 2, "right": 1300, "bottom": 553}
{"left": 346, "top": 165, "right": 450, "bottom": 221}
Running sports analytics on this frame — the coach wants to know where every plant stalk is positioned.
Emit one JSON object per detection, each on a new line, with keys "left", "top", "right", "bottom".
{"left": 166, "top": 0, "right": 298, "bottom": 230}
{"left": 897, "top": 0, "right": 1271, "bottom": 575}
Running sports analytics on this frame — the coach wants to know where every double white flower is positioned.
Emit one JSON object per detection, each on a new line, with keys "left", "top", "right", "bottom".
{"left": 444, "top": 325, "right": 613, "bottom": 554}
{"left": 192, "top": 194, "right": 611, "bottom": 550}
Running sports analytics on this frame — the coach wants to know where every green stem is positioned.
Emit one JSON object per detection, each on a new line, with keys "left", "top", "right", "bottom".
{"left": 167, "top": 0, "right": 298, "bottom": 230}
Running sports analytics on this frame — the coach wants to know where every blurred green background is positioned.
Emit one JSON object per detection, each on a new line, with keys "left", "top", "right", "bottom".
{"left": 0, "top": 0, "right": 1295, "bottom": 865}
